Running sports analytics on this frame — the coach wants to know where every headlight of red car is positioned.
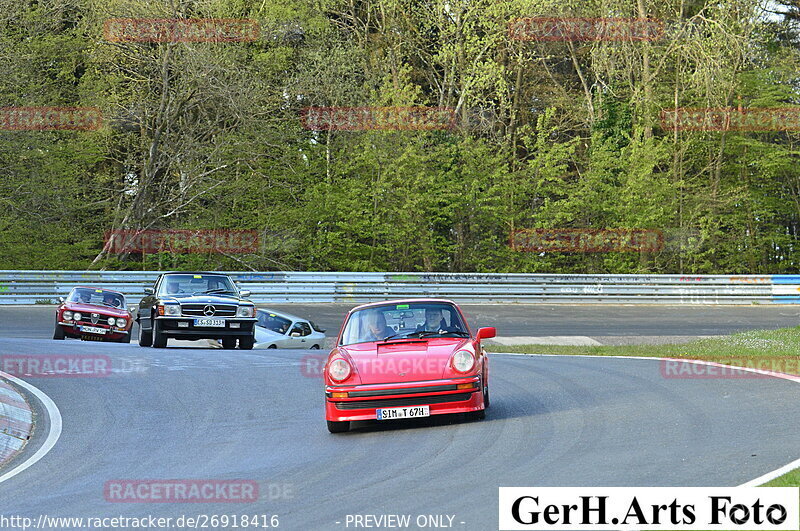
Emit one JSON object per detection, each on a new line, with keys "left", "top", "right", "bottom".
{"left": 328, "top": 358, "right": 352, "bottom": 382}
{"left": 451, "top": 350, "right": 475, "bottom": 373}
{"left": 62, "top": 310, "right": 73, "bottom": 321}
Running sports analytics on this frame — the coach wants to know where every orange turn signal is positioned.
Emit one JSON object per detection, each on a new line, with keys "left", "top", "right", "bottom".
{"left": 457, "top": 383, "right": 477, "bottom": 390}
{"left": 331, "top": 392, "right": 348, "bottom": 398}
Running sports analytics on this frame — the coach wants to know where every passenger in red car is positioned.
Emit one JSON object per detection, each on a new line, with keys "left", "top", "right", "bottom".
{"left": 365, "top": 311, "right": 394, "bottom": 341}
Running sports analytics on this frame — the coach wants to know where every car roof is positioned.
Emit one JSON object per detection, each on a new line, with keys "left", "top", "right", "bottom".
{"left": 72, "top": 286, "right": 125, "bottom": 296}
{"left": 348, "top": 298, "right": 458, "bottom": 313}
{"left": 256, "top": 308, "right": 305, "bottom": 322}
{"left": 161, "top": 271, "right": 230, "bottom": 276}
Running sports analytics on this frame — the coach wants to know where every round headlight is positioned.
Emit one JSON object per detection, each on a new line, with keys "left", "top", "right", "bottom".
{"left": 237, "top": 305, "right": 255, "bottom": 317}
{"left": 107, "top": 317, "right": 116, "bottom": 326}
{"left": 328, "top": 358, "right": 352, "bottom": 382}
{"left": 116, "top": 318, "right": 127, "bottom": 328}
{"left": 452, "top": 350, "right": 475, "bottom": 373}
{"left": 73, "top": 312, "right": 82, "bottom": 321}
{"left": 63, "top": 310, "right": 73, "bottom": 321}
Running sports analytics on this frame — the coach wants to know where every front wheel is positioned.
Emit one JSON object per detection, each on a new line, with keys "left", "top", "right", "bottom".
{"left": 117, "top": 331, "right": 132, "bottom": 344}
{"left": 138, "top": 319, "right": 152, "bottom": 347}
{"left": 221, "top": 337, "right": 237, "bottom": 349}
{"left": 239, "top": 336, "right": 254, "bottom": 350}
{"left": 482, "top": 382, "right": 490, "bottom": 409}
{"left": 310, "top": 344, "right": 320, "bottom": 350}
{"left": 53, "top": 322, "right": 65, "bottom": 340}
{"left": 152, "top": 319, "right": 168, "bottom": 348}
{"left": 327, "top": 420, "right": 350, "bottom": 433}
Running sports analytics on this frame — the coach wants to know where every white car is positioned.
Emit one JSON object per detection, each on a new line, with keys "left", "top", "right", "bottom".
{"left": 254, "top": 309, "right": 326, "bottom": 349}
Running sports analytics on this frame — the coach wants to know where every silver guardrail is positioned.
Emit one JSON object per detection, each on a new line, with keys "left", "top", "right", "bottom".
{"left": 0, "top": 271, "right": 798, "bottom": 304}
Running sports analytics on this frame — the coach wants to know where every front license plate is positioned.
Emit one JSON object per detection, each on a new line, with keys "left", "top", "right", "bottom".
{"left": 80, "top": 326, "right": 107, "bottom": 334}
{"left": 194, "top": 318, "right": 225, "bottom": 327}
{"left": 376, "top": 405, "right": 430, "bottom": 420}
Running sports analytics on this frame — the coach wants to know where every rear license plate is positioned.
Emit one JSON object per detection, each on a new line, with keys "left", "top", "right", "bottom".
{"left": 194, "top": 318, "right": 225, "bottom": 327}
{"left": 80, "top": 326, "right": 107, "bottom": 334}
{"left": 376, "top": 405, "right": 430, "bottom": 420}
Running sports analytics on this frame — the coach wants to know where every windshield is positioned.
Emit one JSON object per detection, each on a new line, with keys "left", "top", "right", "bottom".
{"left": 340, "top": 302, "right": 467, "bottom": 346}
{"left": 157, "top": 274, "right": 237, "bottom": 296}
{"left": 68, "top": 288, "right": 125, "bottom": 308}
{"left": 256, "top": 311, "right": 292, "bottom": 334}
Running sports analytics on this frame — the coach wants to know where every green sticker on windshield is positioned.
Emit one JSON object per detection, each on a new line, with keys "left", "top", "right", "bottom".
{"left": 193, "top": 275, "right": 202, "bottom": 278}
{"left": 95, "top": 289, "right": 103, "bottom": 293}
{"left": 396, "top": 304, "right": 410, "bottom": 309}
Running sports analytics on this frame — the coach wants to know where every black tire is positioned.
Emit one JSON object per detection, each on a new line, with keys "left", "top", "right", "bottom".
{"left": 482, "top": 381, "right": 490, "bottom": 409}
{"left": 267, "top": 344, "right": 277, "bottom": 349}
{"left": 221, "top": 337, "right": 237, "bottom": 349}
{"left": 470, "top": 408, "right": 486, "bottom": 421}
{"left": 327, "top": 420, "right": 350, "bottom": 433}
{"left": 117, "top": 331, "right": 132, "bottom": 344}
{"left": 310, "top": 344, "right": 320, "bottom": 350}
{"left": 53, "top": 322, "right": 65, "bottom": 340}
{"left": 138, "top": 319, "right": 152, "bottom": 347}
{"left": 152, "top": 319, "right": 168, "bottom": 348}
{"left": 239, "top": 335, "right": 255, "bottom": 350}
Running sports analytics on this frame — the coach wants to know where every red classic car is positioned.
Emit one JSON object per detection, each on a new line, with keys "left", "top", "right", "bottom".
{"left": 324, "top": 299, "right": 496, "bottom": 433}
{"left": 53, "top": 287, "right": 133, "bottom": 342}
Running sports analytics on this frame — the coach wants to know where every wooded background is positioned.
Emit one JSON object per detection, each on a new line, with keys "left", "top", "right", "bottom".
{"left": 2, "top": 0, "right": 799, "bottom": 273}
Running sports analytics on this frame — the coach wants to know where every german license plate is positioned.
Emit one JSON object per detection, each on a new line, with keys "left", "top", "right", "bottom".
{"left": 376, "top": 405, "right": 430, "bottom": 420}
{"left": 80, "top": 326, "right": 107, "bottom": 334}
{"left": 194, "top": 318, "right": 225, "bottom": 327}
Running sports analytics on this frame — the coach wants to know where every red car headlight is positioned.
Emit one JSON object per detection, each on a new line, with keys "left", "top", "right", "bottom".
{"left": 451, "top": 350, "right": 475, "bottom": 373}
{"left": 328, "top": 358, "right": 352, "bottom": 382}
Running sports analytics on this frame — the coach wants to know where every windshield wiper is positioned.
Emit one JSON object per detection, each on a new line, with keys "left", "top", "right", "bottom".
{"left": 199, "top": 289, "right": 234, "bottom": 294}
{"left": 414, "top": 330, "right": 470, "bottom": 338}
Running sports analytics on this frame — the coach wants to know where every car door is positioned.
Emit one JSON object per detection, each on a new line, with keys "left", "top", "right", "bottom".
{"left": 137, "top": 275, "right": 161, "bottom": 331}
{"left": 287, "top": 321, "right": 312, "bottom": 348}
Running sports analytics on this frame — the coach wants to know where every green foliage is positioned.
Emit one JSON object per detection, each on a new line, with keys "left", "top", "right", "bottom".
{"left": 1, "top": 0, "right": 800, "bottom": 273}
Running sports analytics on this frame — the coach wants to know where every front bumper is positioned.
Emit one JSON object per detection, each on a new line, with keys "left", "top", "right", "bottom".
{"left": 325, "top": 376, "right": 483, "bottom": 422}
{"left": 155, "top": 316, "right": 256, "bottom": 338}
{"left": 59, "top": 322, "right": 129, "bottom": 338}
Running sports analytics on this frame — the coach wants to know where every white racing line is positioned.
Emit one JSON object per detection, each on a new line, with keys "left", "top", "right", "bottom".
{"left": 494, "top": 352, "right": 800, "bottom": 487}
{"left": 0, "top": 371, "right": 62, "bottom": 484}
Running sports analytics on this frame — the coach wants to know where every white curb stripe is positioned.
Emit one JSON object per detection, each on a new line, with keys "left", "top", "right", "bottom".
{"left": 0, "top": 371, "right": 62, "bottom": 484}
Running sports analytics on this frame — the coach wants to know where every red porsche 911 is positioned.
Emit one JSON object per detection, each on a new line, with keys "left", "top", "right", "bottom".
{"left": 54, "top": 287, "right": 133, "bottom": 342}
{"left": 323, "top": 299, "right": 496, "bottom": 433}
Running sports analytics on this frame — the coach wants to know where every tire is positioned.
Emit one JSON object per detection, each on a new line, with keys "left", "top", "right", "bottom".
{"left": 482, "top": 381, "right": 490, "bottom": 409}
{"left": 470, "top": 408, "right": 486, "bottom": 421}
{"left": 152, "top": 319, "right": 168, "bottom": 348}
{"left": 239, "top": 335, "right": 255, "bottom": 350}
{"left": 138, "top": 319, "right": 152, "bottom": 347}
{"left": 117, "top": 331, "right": 132, "bottom": 344}
{"left": 327, "top": 420, "right": 350, "bottom": 433}
{"left": 267, "top": 344, "right": 277, "bottom": 349}
{"left": 221, "top": 337, "right": 237, "bottom": 349}
{"left": 53, "top": 322, "right": 65, "bottom": 340}
{"left": 310, "top": 344, "right": 320, "bottom": 350}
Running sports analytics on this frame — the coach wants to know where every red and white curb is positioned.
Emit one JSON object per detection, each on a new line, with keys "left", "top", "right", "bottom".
{"left": 0, "top": 378, "right": 32, "bottom": 466}
{"left": 0, "top": 371, "right": 61, "bottom": 483}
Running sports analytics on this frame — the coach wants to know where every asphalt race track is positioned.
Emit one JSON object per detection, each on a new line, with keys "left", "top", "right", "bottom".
{"left": 0, "top": 305, "right": 799, "bottom": 530}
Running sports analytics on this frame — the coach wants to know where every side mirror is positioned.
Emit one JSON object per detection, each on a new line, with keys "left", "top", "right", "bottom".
{"left": 144, "top": 287, "right": 154, "bottom": 295}
{"left": 128, "top": 306, "right": 136, "bottom": 314}
{"left": 239, "top": 289, "right": 251, "bottom": 298}
{"left": 476, "top": 327, "right": 496, "bottom": 340}
{"left": 58, "top": 296, "right": 65, "bottom": 303}
{"left": 290, "top": 332, "right": 301, "bottom": 337}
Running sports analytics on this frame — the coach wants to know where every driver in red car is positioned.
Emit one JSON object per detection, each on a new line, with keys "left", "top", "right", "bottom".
{"left": 103, "top": 292, "right": 120, "bottom": 307}
{"left": 365, "top": 311, "right": 394, "bottom": 341}
{"left": 415, "top": 308, "right": 461, "bottom": 334}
